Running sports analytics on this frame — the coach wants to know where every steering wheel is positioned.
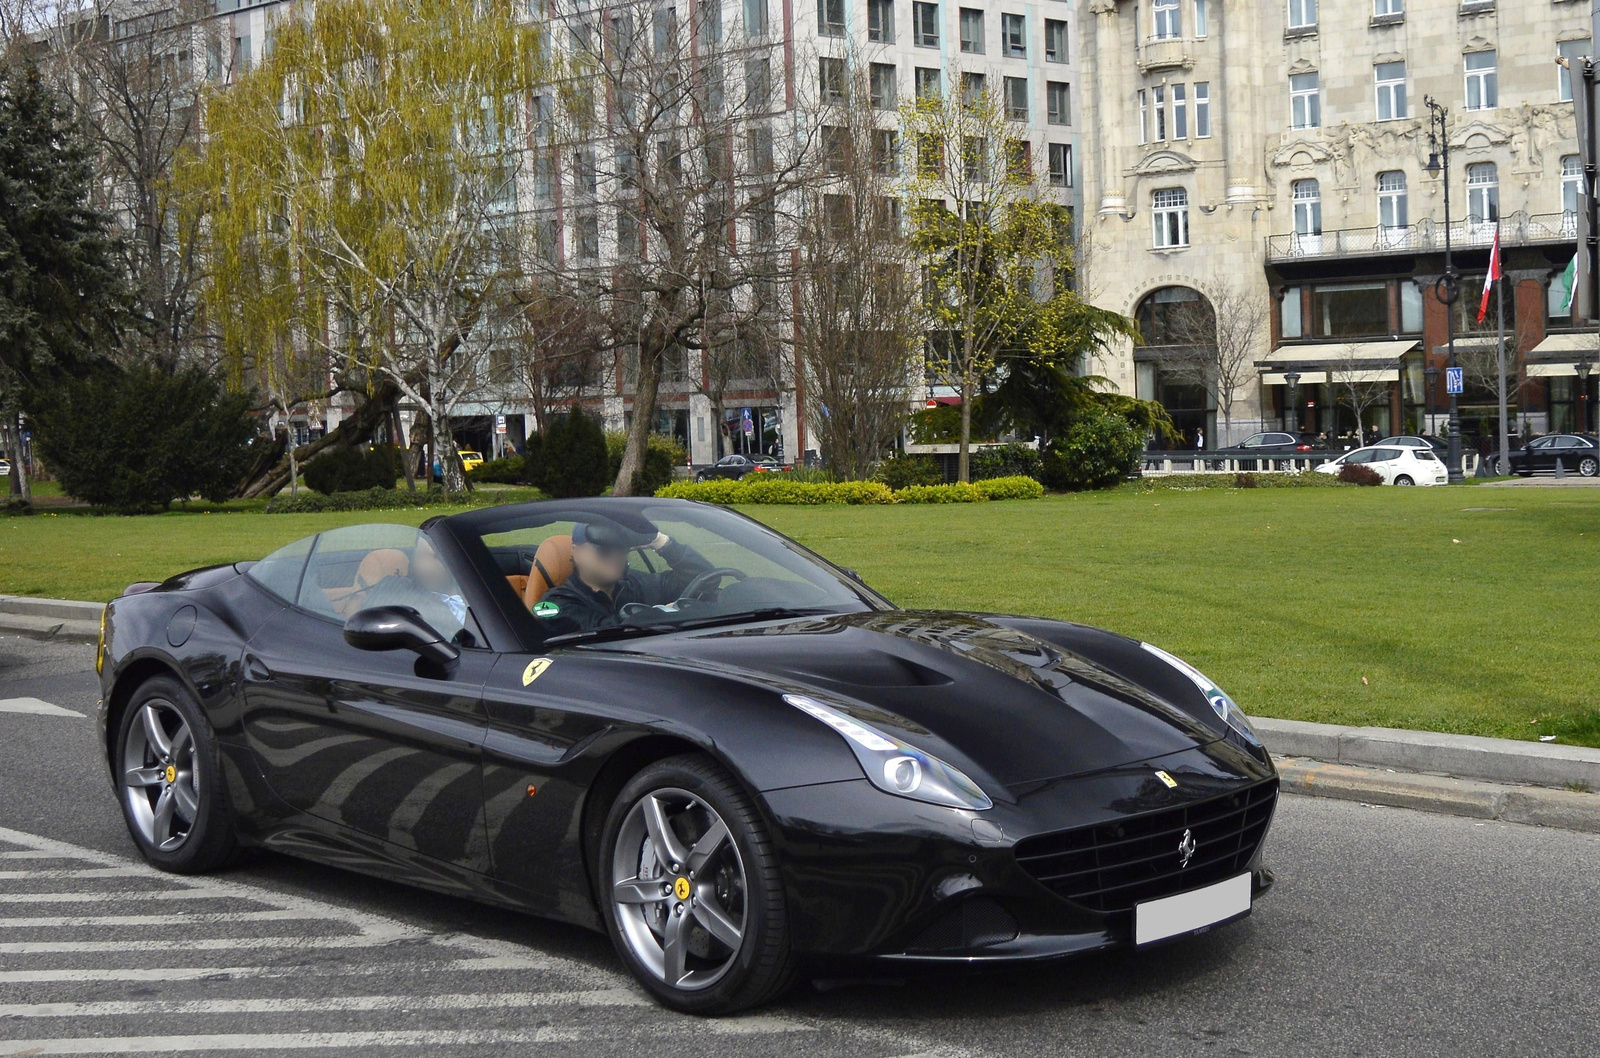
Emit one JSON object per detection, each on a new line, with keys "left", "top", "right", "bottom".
{"left": 678, "top": 568, "right": 747, "bottom": 602}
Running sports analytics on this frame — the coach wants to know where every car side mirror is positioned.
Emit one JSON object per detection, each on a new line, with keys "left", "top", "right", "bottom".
{"left": 344, "top": 606, "right": 460, "bottom": 669}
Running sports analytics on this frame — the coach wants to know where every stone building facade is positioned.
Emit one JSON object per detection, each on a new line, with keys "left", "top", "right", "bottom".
{"left": 1079, "top": 0, "right": 1597, "bottom": 450}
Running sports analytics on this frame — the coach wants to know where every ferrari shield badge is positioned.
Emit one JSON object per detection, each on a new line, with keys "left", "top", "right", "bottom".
{"left": 531, "top": 600, "right": 561, "bottom": 619}
{"left": 1154, "top": 770, "right": 1178, "bottom": 789}
{"left": 521, "top": 658, "right": 553, "bottom": 686}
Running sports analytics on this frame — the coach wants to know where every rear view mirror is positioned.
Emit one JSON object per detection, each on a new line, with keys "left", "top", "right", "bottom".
{"left": 344, "top": 606, "right": 460, "bottom": 669}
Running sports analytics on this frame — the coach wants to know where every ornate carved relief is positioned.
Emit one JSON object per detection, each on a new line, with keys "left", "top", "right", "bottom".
{"left": 1127, "top": 149, "right": 1200, "bottom": 177}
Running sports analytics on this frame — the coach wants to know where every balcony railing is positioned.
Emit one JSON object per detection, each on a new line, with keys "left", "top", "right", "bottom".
{"left": 1138, "top": 36, "right": 1193, "bottom": 73}
{"left": 1266, "top": 210, "right": 1575, "bottom": 262}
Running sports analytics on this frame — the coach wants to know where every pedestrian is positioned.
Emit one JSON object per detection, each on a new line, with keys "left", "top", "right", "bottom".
{"left": 1195, "top": 428, "right": 1205, "bottom": 450}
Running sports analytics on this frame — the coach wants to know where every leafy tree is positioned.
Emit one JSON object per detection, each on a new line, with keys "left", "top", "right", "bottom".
{"left": 0, "top": 59, "right": 128, "bottom": 498}
{"left": 29, "top": 363, "right": 259, "bottom": 511}
{"left": 180, "top": 0, "right": 546, "bottom": 494}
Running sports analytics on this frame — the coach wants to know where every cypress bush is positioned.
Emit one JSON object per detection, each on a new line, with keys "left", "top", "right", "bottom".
{"left": 302, "top": 445, "right": 396, "bottom": 494}
{"left": 536, "top": 409, "right": 610, "bottom": 497}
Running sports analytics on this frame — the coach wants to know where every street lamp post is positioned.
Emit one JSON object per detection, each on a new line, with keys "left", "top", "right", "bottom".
{"left": 1579, "top": 361, "right": 1594, "bottom": 436}
{"left": 1284, "top": 370, "right": 1302, "bottom": 436}
{"left": 1424, "top": 364, "right": 1439, "bottom": 435}
{"left": 1425, "top": 96, "right": 1466, "bottom": 483}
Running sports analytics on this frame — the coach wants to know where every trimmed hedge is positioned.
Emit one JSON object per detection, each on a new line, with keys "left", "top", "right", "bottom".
{"left": 876, "top": 455, "right": 942, "bottom": 489}
{"left": 302, "top": 445, "right": 397, "bottom": 494}
{"left": 655, "top": 475, "right": 1044, "bottom": 505}
{"left": 970, "top": 444, "right": 1042, "bottom": 482}
{"left": 1118, "top": 472, "right": 1349, "bottom": 493}
{"left": 265, "top": 485, "right": 546, "bottom": 514}
{"left": 471, "top": 455, "right": 526, "bottom": 483}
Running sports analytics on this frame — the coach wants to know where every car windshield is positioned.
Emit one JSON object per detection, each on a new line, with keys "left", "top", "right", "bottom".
{"left": 457, "top": 501, "right": 884, "bottom": 643}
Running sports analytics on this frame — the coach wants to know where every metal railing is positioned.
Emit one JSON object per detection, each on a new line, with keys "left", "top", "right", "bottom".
{"left": 1266, "top": 210, "right": 1575, "bottom": 262}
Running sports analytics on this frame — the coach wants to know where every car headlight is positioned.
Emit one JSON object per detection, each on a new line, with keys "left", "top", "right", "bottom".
{"left": 783, "top": 694, "right": 993, "bottom": 811}
{"left": 1139, "top": 642, "right": 1261, "bottom": 746}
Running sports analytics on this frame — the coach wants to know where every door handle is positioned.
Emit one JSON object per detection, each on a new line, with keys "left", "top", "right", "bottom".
{"left": 244, "top": 654, "right": 272, "bottom": 681}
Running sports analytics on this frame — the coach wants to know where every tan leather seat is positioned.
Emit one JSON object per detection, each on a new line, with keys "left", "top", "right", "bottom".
{"left": 522, "top": 535, "right": 574, "bottom": 609}
{"left": 328, "top": 548, "right": 411, "bottom": 617}
{"left": 506, "top": 574, "right": 529, "bottom": 598}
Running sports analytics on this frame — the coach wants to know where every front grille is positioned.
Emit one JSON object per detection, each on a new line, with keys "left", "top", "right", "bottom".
{"left": 1013, "top": 779, "right": 1278, "bottom": 913}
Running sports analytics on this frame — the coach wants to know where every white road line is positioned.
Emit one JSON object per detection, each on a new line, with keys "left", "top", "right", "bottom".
{"left": 0, "top": 1028, "right": 585, "bottom": 1054}
{"left": 0, "top": 958, "right": 553, "bottom": 984}
{"left": 0, "top": 989, "right": 649, "bottom": 1018}
{"left": 0, "top": 934, "right": 414, "bottom": 955}
{"left": 0, "top": 697, "right": 83, "bottom": 717}
{"left": 0, "top": 851, "right": 69, "bottom": 860}
{"left": 0, "top": 909, "right": 350, "bottom": 928}
{"left": 0, "top": 868, "right": 144, "bottom": 880}
{"left": 0, "top": 890, "right": 251, "bottom": 904}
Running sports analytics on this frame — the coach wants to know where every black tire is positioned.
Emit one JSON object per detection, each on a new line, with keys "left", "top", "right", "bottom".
{"left": 1393, "top": 474, "right": 1414, "bottom": 486}
{"left": 597, "top": 754, "right": 796, "bottom": 1014}
{"left": 1580, "top": 457, "right": 1598, "bottom": 478}
{"left": 114, "top": 676, "right": 237, "bottom": 873}
{"left": 696, "top": 473, "right": 707, "bottom": 484}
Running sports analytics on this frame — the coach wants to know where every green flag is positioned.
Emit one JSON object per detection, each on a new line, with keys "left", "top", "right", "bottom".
{"left": 1558, "top": 253, "right": 1577, "bottom": 315}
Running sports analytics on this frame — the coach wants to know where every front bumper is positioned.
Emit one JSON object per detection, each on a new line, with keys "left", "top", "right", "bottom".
{"left": 762, "top": 738, "right": 1277, "bottom": 964}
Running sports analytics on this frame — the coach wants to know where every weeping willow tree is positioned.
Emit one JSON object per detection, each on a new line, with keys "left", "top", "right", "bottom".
{"left": 181, "top": 0, "right": 547, "bottom": 493}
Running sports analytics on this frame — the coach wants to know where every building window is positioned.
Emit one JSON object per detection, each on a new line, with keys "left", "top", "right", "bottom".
{"left": 1172, "top": 83, "right": 1187, "bottom": 138}
{"left": 873, "top": 129, "right": 900, "bottom": 174}
{"left": 868, "top": 0, "right": 894, "bottom": 43}
{"left": 1045, "top": 19, "right": 1068, "bottom": 63}
{"left": 1466, "top": 162, "right": 1498, "bottom": 223}
{"left": 915, "top": 66, "right": 942, "bottom": 100}
{"left": 818, "top": 0, "right": 845, "bottom": 36}
{"left": 1281, "top": 286, "right": 1303, "bottom": 338}
{"left": 745, "top": 56, "right": 772, "bottom": 110}
{"left": 1004, "top": 76, "right": 1029, "bottom": 120}
{"left": 962, "top": 136, "right": 988, "bottom": 181}
{"left": 915, "top": 3, "right": 941, "bottom": 47}
{"left": 870, "top": 63, "right": 898, "bottom": 110}
{"left": 1047, "top": 81, "right": 1071, "bottom": 125}
{"left": 749, "top": 126, "right": 774, "bottom": 171}
{"left": 745, "top": 0, "right": 769, "bottom": 36}
{"left": 959, "top": 8, "right": 984, "bottom": 53}
{"left": 1378, "top": 170, "right": 1407, "bottom": 229}
{"left": 1374, "top": 0, "right": 1402, "bottom": 15}
{"left": 1563, "top": 154, "right": 1582, "bottom": 218}
{"left": 1005, "top": 139, "right": 1031, "bottom": 179}
{"left": 1464, "top": 51, "right": 1496, "bottom": 111}
{"left": 1152, "top": 187, "right": 1189, "bottom": 248}
{"left": 1375, "top": 61, "right": 1406, "bottom": 121}
{"left": 1194, "top": 0, "right": 1208, "bottom": 35}
{"left": 1152, "top": 0, "right": 1180, "bottom": 40}
{"left": 1560, "top": 40, "right": 1590, "bottom": 103}
{"left": 1287, "top": 0, "right": 1316, "bottom": 30}
{"left": 1290, "top": 71, "right": 1320, "bottom": 129}
{"left": 1002, "top": 13, "right": 1026, "bottom": 57}
{"left": 820, "top": 57, "right": 846, "bottom": 103}
{"left": 1138, "top": 89, "right": 1149, "bottom": 143}
{"left": 1153, "top": 84, "right": 1166, "bottom": 139}
{"left": 823, "top": 126, "right": 850, "bottom": 173}
{"left": 1049, "top": 142, "right": 1072, "bottom": 187}
{"left": 1195, "top": 81, "right": 1211, "bottom": 136}
{"left": 1292, "top": 178, "right": 1321, "bottom": 236}
{"left": 962, "top": 71, "right": 986, "bottom": 106}
{"left": 576, "top": 212, "right": 600, "bottom": 258}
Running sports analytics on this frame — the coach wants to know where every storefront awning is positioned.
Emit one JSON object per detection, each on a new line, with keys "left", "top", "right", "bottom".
{"left": 1526, "top": 362, "right": 1593, "bottom": 378}
{"left": 1261, "top": 372, "right": 1327, "bottom": 385}
{"left": 1526, "top": 332, "right": 1600, "bottom": 361}
{"left": 1260, "top": 339, "right": 1420, "bottom": 366}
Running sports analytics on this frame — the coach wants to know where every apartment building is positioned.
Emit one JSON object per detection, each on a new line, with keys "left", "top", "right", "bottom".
{"left": 1080, "top": 0, "right": 1595, "bottom": 449}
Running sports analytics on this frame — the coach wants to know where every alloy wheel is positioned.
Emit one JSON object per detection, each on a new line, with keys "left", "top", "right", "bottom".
{"left": 1580, "top": 457, "right": 1598, "bottom": 478}
{"left": 121, "top": 701, "right": 199, "bottom": 852}
{"left": 610, "top": 787, "right": 747, "bottom": 991}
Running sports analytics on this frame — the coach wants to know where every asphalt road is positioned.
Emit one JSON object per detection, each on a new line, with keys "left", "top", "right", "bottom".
{"left": 1, "top": 634, "right": 1597, "bottom": 1058}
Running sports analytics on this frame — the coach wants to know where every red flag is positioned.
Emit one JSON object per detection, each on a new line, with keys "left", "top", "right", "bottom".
{"left": 1477, "top": 225, "right": 1502, "bottom": 324}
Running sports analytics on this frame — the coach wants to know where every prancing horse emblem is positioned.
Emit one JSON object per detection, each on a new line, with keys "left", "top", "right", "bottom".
{"left": 1177, "top": 828, "right": 1197, "bottom": 869}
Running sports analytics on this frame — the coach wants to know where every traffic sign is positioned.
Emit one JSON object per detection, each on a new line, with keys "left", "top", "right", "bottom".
{"left": 1445, "top": 367, "right": 1464, "bottom": 394}
{"left": 495, "top": 414, "right": 507, "bottom": 435}
{"left": 741, "top": 407, "right": 754, "bottom": 435}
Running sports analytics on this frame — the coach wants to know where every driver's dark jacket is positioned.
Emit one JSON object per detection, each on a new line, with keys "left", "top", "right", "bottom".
{"left": 537, "top": 539, "right": 712, "bottom": 636}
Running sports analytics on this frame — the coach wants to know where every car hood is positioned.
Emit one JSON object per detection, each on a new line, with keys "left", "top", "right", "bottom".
{"left": 599, "top": 611, "right": 1226, "bottom": 789}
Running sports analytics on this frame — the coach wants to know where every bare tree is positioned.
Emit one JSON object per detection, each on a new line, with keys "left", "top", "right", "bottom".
{"left": 695, "top": 285, "right": 787, "bottom": 460}
{"left": 1329, "top": 342, "right": 1392, "bottom": 448}
{"left": 793, "top": 59, "right": 921, "bottom": 479}
{"left": 530, "top": 0, "right": 819, "bottom": 493}
{"left": 489, "top": 289, "right": 609, "bottom": 436}
{"left": 1166, "top": 283, "right": 1268, "bottom": 446}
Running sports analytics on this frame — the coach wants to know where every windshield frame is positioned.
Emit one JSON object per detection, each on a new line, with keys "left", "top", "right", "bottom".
{"left": 435, "top": 497, "right": 896, "bottom": 652}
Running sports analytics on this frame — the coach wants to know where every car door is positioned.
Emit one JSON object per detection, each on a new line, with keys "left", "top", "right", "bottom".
{"left": 1523, "top": 436, "right": 1556, "bottom": 472}
{"left": 239, "top": 524, "right": 495, "bottom": 872}
{"left": 1368, "top": 447, "right": 1403, "bottom": 483}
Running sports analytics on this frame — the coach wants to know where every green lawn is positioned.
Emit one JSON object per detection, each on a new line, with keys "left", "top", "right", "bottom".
{"left": 3, "top": 487, "right": 1597, "bottom": 746}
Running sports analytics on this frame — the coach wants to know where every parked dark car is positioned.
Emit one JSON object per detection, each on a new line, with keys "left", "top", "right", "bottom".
{"left": 1508, "top": 434, "right": 1599, "bottom": 477}
{"left": 693, "top": 454, "right": 790, "bottom": 482}
{"left": 1211, "top": 432, "right": 1322, "bottom": 458}
{"left": 96, "top": 498, "right": 1277, "bottom": 1014}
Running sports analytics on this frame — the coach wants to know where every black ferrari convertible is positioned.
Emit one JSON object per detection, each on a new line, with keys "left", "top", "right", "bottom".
{"left": 96, "top": 498, "right": 1277, "bottom": 1013}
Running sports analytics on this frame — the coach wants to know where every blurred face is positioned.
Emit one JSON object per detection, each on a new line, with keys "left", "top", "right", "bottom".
{"left": 572, "top": 540, "right": 628, "bottom": 593}
{"left": 411, "top": 539, "right": 454, "bottom": 594}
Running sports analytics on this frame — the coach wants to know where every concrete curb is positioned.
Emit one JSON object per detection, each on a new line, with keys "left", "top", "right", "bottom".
{"left": 0, "top": 596, "right": 102, "bottom": 644}
{"left": 1275, "top": 757, "right": 1600, "bottom": 835}
{"left": 1249, "top": 716, "right": 1600, "bottom": 792}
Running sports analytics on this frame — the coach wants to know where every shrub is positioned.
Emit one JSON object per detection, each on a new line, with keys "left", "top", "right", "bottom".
{"left": 536, "top": 409, "right": 610, "bottom": 497}
{"left": 1039, "top": 414, "right": 1145, "bottom": 492}
{"left": 1338, "top": 462, "right": 1384, "bottom": 486}
{"left": 266, "top": 485, "right": 545, "bottom": 514}
{"left": 302, "top": 445, "right": 397, "bottom": 494}
{"left": 970, "top": 443, "right": 1042, "bottom": 482}
{"left": 518, "top": 432, "right": 545, "bottom": 485}
{"left": 603, "top": 431, "right": 686, "bottom": 496}
{"left": 876, "top": 455, "right": 942, "bottom": 489}
{"left": 471, "top": 455, "right": 526, "bottom": 483}
{"left": 1118, "top": 472, "right": 1347, "bottom": 492}
{"left": 656, "top": 478, "right": 898, "bottom": 504}
{"left": 974, "top": 475, "right": 1046, "bottom": 500}
{"left": 1234, "top": 472, "right": 1259, "bottom": 488}
{"left": 29, "top": 363, "right": 261, "bottom": 512}
{"left": 896, "top": 482, "right": 987, "bottom": 503}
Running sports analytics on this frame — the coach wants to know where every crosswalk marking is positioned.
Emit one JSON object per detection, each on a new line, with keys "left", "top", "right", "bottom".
{"left": 0, "top": 824, "right": 977, "bottom": 1057}
{"left": 0, "top": 697, "right": 83, "bottom": 717}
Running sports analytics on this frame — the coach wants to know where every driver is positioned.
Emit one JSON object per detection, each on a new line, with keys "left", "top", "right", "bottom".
{"left": 536, "top": 520, "right": 713, "bottom": 636}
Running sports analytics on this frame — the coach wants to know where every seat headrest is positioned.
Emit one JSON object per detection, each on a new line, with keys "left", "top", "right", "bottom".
{"left": 523, "top": 535, "right": 575, "bottom": 609}
{"left": 354, "top": 548, "right": 409, "bottom": 590}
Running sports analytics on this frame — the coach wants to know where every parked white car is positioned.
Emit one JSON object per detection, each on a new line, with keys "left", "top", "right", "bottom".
{"left": 1315, "top": 444, "right": 1449, "bottom": 486}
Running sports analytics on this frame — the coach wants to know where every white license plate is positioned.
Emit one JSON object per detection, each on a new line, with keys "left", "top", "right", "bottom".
{"left": 1134, "top": 872, "right": 1252, "bottom": 946}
